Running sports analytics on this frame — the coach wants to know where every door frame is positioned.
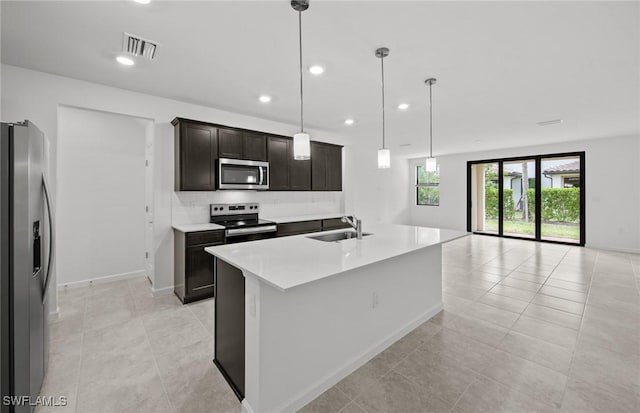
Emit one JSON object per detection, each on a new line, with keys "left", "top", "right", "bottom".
{"left": 57, "top": 104, "right": 156, "bottom": 287}
{"left": 467, "top": 151, "right": 585, "bottom": 246}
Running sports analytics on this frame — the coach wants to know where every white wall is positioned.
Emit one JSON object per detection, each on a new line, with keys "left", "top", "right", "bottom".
{"left": 409, "top": 135, "right": 640, "bottom": 253}
{"left": 0, "top": 64, "right": 346, "bottom": 300}
{"left": 57, "top": 106, "right": 147, "bottom": 286}
{"left": 343, "top": 145, "right": 411, "bottom": 227}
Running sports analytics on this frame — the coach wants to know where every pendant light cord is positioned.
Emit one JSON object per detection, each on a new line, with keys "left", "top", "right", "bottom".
{"left": 298, "top": 10, "right": 304, "bottom": 133}
{"left": 429, "top": 80, "right": 433, "bottom": 158}
{"left": 381, "top": 54, "right": 386, "bottom": 149}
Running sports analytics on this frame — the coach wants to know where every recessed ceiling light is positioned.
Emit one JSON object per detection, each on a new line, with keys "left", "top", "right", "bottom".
{"left": 259, "top": 95, "right": 272, "bottom": 103}
{"left": 344, "top": 119, "right": 354, "bottom": 126}
{"left": 133, "top": 0, "right": 151, "bottom": 4}
{"left": 536, "top": 119, "right": 563, "bottom": 126}
{"left": 309, "top": 65, "right": 325, "bottom": 75}
{"left": 397, "top": 103, "right": 410, "bottom": 111}
{"left": 116, "top": 55, "right": 135, "bottom": 66}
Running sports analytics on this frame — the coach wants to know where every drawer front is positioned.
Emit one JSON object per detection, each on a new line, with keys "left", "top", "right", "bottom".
{"left": 277, "top": 220, "right": 322, "bottom": 237}
{"left": 186, "top": 230, "right": 224, "bottom": 246}
{"left": 322, "top": 217, "right": 351, "bottom": 231}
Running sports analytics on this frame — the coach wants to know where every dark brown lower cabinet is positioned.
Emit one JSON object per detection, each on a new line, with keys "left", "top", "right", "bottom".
{"left": 214, "top": 258, "right": 245, "bottom": 400}
{"left": 174, "top": 217, "right": 349, "bottom": 304}
{"left": 322, "top": 217, "right": 353, "bottom": 231}
{"left": 174, "top": 230, "right": 223, "bottom": 304}
{"left": 276, "top": 220, "right": 322, "bottom": 237}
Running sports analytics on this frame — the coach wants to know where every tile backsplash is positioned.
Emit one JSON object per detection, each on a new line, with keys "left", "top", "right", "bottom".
{"left": 172, "top": 191, "right": 344, "bottom": 224}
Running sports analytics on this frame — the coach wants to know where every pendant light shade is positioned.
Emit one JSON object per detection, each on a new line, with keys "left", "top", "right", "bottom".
{"left": 292, "top": 0, "right": 311, "bottom": 160}
{"left": 378, "top": 148, "right": 391, "bottom": 169}
{"left": 425, "top": 156, "right": 437, "bottom": 172}
{"left": 376, "top": 47, "right": 390, "bottom": 169}
{"left": 293, "top": 132, "right": 311, "bottom": 160}
{"left": 425, "top": 78, "right": 438, "bottom": 172}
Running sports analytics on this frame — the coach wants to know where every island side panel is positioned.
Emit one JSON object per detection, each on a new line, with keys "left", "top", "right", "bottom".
{"left": 214, "top": 258, "right": 245, "bottom": 400}
{"left": 245, "top": 245, "right": 442, "bottom": 413}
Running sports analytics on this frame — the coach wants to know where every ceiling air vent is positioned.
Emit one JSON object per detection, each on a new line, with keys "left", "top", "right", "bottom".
{"left": 122, "top": 32, "right": 158, "bottom": 60}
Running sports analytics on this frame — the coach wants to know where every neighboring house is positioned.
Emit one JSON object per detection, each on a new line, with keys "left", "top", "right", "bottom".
{"left": 490, "top": 159, "right": 580, "bottom": 213}
{"left": 543, "top": 160, "right": 581, "bottom": 188}
{"left": 491, "top": 163, "right": 538, "bottom": 211}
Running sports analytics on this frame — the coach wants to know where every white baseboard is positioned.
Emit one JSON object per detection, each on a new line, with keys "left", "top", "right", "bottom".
{"left": 152, "top": 285, "right": 174, "bottom": 297}
{"left": 279, "top": 302, "right": 444, "bottom": 413}
{"left": 585, "top": 244, "right": 640, "bottom": 255}
{"left": 241, "top": 399, "right": 256, "bottom": 413}
{"left": 58, "top": 270, "right": 146, "bottom": 289}
{"left": 49, "top": 307, "right": 60, "bottom": 320}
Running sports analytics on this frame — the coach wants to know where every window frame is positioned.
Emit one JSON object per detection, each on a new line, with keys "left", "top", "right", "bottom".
{"left": 466, "top": 151, "right": 585, "bottom": 246}
{"left": 416, "top": 164, "right": 440, "bottom": 206}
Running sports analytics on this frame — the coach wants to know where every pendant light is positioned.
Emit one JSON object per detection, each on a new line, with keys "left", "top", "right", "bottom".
{"left": 376, "top": 47, "right": 390, "bottom": 169}
{"left": 424, "top": 78, "right": 438, "bottom": 172}
{"left": 292, "top": 0, "right": 311, "bottom": 160}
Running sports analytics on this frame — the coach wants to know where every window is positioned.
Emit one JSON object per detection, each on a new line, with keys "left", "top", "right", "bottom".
{"left": 563, "top": 176, "right": 580, "bottom": 188}
{"left": 416, "top": 164, "right": 439, "bottom": 206}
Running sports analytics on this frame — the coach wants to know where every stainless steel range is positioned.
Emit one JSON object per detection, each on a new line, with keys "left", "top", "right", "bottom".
{"left": 210, "top": 203, "right": 276, "bottom": 243}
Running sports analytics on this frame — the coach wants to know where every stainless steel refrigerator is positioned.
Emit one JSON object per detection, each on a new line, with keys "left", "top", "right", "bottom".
{"left": 1, "top": 121, "right": 54, "bottom": 413}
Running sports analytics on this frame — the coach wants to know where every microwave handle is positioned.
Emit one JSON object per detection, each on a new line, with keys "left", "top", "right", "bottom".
{"left": 259, "top": 166, "right": 264, "bottom": 185}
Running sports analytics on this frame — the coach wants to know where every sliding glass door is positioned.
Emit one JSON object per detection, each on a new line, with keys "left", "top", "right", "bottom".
{"left": 540, "top": 155, "right": 583, "bottom": 243}
{"left": 469, "top": 162, "right": 499, "bottom": 234}
{"left": 467, "top": 152, "right": 584, "bottom": 245}
{"left": 502, "top": 159, "right": 536, "bottom": 239}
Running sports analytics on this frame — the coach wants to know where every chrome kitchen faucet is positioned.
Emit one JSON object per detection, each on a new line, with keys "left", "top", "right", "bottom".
{"left": 342, "top": 216, "right": 363, "bottom": 239}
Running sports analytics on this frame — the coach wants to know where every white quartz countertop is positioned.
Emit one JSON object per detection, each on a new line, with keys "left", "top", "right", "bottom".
{"left": 172, "top": 223, "right": 225, "bottom": 232}
{"left": 206, "top": 224, "right": 469, "bottom": 291}
{"left": 172, "top": 213, "right": 348, "bottom": 232}
{"left": 263, "top": 213, "right": 348, "bottom": 224}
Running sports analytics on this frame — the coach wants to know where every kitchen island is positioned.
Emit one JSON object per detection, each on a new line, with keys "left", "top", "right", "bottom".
{"left": 206, "top": 223, "right": 468, "bottom": 413}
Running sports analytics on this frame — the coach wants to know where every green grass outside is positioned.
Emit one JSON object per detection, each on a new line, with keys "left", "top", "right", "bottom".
{"left": 484, "top": 219, "right": 579, "bottom": 240}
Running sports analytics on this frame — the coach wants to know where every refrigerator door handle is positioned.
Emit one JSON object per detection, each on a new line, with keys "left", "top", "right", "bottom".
{"left": 42, "top": 174, "right": 55, "bottom": 302}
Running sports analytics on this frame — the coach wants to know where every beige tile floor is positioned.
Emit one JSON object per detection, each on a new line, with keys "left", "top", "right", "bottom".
{"left": 40, "top": 235, "right": 639, "bottom": 413}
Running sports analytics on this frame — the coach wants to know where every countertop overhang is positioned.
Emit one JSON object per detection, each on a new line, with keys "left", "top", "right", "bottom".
{"left": 172, "top": 223, "right": 225, "bottom": 232}
{"left": 206, "top": 224, "right": 469, "bottom": 291}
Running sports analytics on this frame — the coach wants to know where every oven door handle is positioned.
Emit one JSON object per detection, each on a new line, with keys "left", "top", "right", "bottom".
{"left": 225, "top": 225, "right": 277, "bottom": 237}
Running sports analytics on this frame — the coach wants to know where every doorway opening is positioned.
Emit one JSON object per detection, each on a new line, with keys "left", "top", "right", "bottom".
{"left": 57, "top": 106, "right": 155, "bottom": 288}
{"left": 468, "top": 152, "right": 585, "bottom": 245}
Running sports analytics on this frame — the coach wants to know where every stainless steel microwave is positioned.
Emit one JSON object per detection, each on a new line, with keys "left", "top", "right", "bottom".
{"left": 217, "top": 158, "right": 269, "bottom": 190}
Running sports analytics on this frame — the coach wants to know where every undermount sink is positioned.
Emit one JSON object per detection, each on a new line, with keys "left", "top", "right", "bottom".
{"left": 307, "top": 231, "right": 372, "bottom": 242}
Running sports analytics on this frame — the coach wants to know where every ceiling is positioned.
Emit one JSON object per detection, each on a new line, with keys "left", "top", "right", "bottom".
{"left": 2, "top": 1, "right": 639, "bottom": 158}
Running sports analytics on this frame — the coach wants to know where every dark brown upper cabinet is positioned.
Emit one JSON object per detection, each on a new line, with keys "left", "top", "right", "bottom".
{"left": 290, "top": 148, "right": 312, "bottom": 190}
{"left": 243, "top": 132, "right": 268, "bottom": 161}
{"left": 267, "top": 136, "right": 290, "bottom": 190}
{"left": 311, "top": 142, "right": 342, "bottom": 191}
{"left": 173, "top": 118, "right": 340, "bottom": 192}
{"left": 267, "top": 136, "right": 311, "bottom": 191}
{"left": 218, "top": 128, "right": 243, "bottom": 159}
{"left": 173, "top": 118, "right": 218, "bottom": 191}
{"left": 219, "top": 128, "right": 267, "bottom": 161}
